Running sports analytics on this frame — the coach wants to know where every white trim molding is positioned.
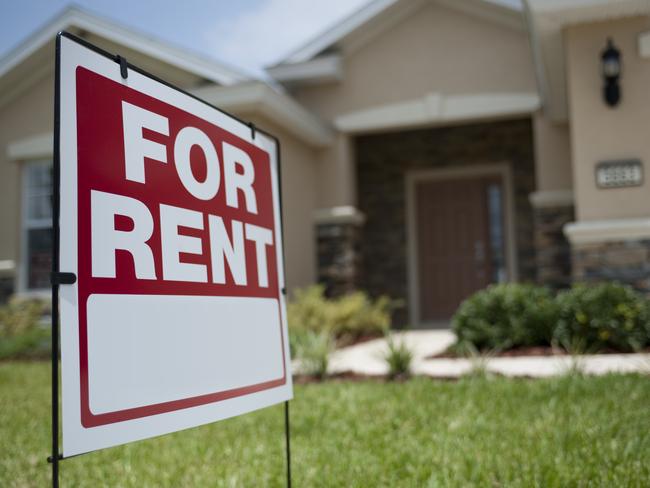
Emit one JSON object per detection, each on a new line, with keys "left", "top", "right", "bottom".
{"left": 335, "top": 92, "right": 540, "bottom": 134}
{"left": 191, "top": 82, "right": 333, "bottom": 147}
{"left": 313, "top": 206, "right": 365, "bottom": 226}
{"left": 405, "top": 163, "right": 518, "bottom": 327}
{"left": 529, "top": 189, "right": 574, "bottom": 208}
{"left": 7, "top": 133, "right": 53, "bottom": 161}
{"left": 564, "top": 218, "right": 650, "bottom": 245}
{"left": 0, "top": 260, "right": 15, "bottom": 275}
{"left": 639, "top": 30, "right": 650, "bottom": 58}
{"left": 266, "top": 55, "right": 343, "bottom": 85}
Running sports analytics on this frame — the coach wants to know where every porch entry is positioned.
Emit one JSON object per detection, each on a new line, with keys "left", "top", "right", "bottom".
{"left": 413, "top": 172, "right": 508, "bottom": 322}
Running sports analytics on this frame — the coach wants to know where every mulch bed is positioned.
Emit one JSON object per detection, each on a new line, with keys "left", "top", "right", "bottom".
{"left": 293, "top": 371, "right": 382, "bottom": 384}
{"left": 428, "top": 345, "right": 650, "bottom": 360}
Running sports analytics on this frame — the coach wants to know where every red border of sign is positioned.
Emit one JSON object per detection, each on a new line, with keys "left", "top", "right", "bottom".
{"left": 72, "top": 67, "right": 288, "bottom": 429}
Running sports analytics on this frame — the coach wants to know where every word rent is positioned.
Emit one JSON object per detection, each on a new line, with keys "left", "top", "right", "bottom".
{"left": 91, "top": 101, "right": 273, "bottom": 287}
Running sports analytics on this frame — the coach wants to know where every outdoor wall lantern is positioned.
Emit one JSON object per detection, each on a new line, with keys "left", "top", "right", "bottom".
{"left": 601, "top": 38, "right": 622, "bottom": 107}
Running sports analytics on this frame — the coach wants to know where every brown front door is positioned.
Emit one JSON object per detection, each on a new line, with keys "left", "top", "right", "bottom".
{"left": 415, "top": 175, "right": 506, "bottom": 322}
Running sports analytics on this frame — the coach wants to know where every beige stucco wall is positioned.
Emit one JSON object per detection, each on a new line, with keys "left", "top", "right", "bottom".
{"left": 566, "top": 16, "right": 650, "bottom": 221}
{"left": 532, "top": 113, "right": 573, "bottom": 191}
{"left": 246, "top": 115, "right": 318, "bottom": 291}
{"left": 315, "top": 134, "right": 355, "bottom": 208}
{"left": 0, "top": 70, "right": 317, "bottom": 293}
{"left": 293, "top": 3, "right": 537, "bottom": 122}
{"left": 291, "top": 2, "right": 537, "bottom": 208}
{"left": 0, "top": 73, "right": 54, "bottom": 284}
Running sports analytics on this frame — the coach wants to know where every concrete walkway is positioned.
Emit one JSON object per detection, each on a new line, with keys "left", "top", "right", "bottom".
{"left": 326, "top": 330, "right": 650, "bottom": 378}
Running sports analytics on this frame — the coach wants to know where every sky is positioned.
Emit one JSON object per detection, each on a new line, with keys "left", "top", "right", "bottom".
{"left": 0, "top": 0, "right": 521, "bottom": 79}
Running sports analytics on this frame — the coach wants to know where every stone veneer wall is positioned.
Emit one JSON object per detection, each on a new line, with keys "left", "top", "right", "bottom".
{"left": 0, "top": 276, "right": 13, "bottom": 303}
{"left": 315, "top": 220, "right": 364, "bottom": 297}
{"left": 572, "top": 240, "right": 650, "bottom": 293}
{"left": 355, "top": 118, "right": 536, "bottom": 325}
{"left": 533, "top": 204, "right": 574, "bottom": 288}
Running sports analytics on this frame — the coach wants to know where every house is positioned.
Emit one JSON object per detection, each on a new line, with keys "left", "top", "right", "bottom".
{"left": 1, "top": 0, "right": 649, "bottom": 327}
{"left": 0, "top": 6, "right": 332, "bottom": 302}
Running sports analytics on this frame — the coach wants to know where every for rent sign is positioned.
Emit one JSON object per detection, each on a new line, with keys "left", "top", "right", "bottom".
{"left": 57, "top": 34, "right": 292, "bottom": 456}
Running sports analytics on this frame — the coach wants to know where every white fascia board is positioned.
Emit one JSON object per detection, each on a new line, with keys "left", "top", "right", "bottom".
{"left": 266, "top": 55, "right": 343, "bottom": 84}
{"left": 437, "top": 0, "right": 524, "bottom": 31}
{"left": 0, "top": 7, "right": 248, "bottom": 86}
{"left": 528, "top": 0, "right": 649, "bottom": 25}
{"left": 191, "top": 83, "right": 333, "bottom": 147}
{"left": 335, "top": 92, "right": 541, "bottom": 133}
{"left": 7, "top": 132, "right": 53, "bottom": 160}
{"left": 564, "top": 218, "right": 650, "bottom": 245}
{"left": 281, "top": 0, "right": 400, "bottom": 64}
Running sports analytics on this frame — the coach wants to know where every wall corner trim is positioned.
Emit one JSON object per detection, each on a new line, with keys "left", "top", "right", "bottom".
{"left": 638, "top": 31, "right": 650, "bottom": 58}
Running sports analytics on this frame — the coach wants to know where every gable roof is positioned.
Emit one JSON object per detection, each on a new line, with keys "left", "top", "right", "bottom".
{"left": 0, "top": 5, "right": 249, "bottom": 90}
{"left": 268, "top": 0, "right": 524, "bottom": 78}
{"left": 0, "top": 6, "right": 334, "bottom": 148}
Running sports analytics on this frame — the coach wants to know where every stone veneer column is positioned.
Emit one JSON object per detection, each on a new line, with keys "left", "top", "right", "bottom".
{"left": 530, "top": 191, "right": 575, "bottom": 288}
{"left": 0, "top": 276, "right": 13, "bottom": 303}
{"left": 313, "top": 206, "right": 365, "bottom": 297}
{"left": 565, "top": 219, "right": 650, "bottom": 293}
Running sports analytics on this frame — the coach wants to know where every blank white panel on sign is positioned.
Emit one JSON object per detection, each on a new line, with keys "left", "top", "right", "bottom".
{"left": 87, "top": 295, "right": 284, "bottom": 414}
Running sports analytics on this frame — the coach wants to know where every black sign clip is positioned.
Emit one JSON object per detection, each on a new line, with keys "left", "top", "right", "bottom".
{"left": 116, "top": 55, "right": 128, "bottom": 79}
{"left": 248, "top": 122, "right": 256, "bottom": 140}
{"left": 51, "top": 272, "right": 77, "bottom": 286}
{"left": 47, "top": 454, "right": 64, "bottom": 464}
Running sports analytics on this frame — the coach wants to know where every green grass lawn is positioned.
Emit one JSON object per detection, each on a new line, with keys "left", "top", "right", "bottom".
{"left": 1, "top": 362, "right": 649, "bottom": 487}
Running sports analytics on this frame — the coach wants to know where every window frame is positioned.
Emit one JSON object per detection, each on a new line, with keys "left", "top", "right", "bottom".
{"left": 19, "top": 159, "right": 53, "bottom": 296}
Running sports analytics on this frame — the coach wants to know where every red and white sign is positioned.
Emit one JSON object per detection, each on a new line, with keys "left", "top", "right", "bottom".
{"left": 57, "top": 35, "right": 292, "bottom": 456}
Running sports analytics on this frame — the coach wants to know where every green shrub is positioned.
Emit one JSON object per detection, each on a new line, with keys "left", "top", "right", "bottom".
{"left": 555, "top": 282, "right": 650, "bottom": 352}
{"left": 287, "top": 285, "right": 391, "bottom": 344}
{"left": 382, "top": 334, "right": 413, "bottom": 379}
{"left": 0, "top": 298, "right": 49, "bottom": 360}
{"left": 452, "top": 283, "right": 558, "bottom": 351}
{"left": 293, "top": 330, "right": 335, "bottom": 379}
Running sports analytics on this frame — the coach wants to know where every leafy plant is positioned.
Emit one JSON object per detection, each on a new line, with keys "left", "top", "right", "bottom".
{"left": 0, "top": 298, "right": 49, "bottom": 360}
{"left": 452, "top": 283, "right": 559, "bottom": 351}
{"left": 452, "top": 281, "right": 650, "bottom": 355}
{"left": 287, "top": 285, "right": 391, "bottom": 345}
{"left": 382, "top": 334, "right": 413, "bottom": 379}
{"left": 557, "top": 335, "right": 591, "bottom": 377}
{"left": 456, "top": 341, "right": 498, "bottom": 379}
{"left": 555, "top": 282, "right": 650, "bottom": 353}
{"left": 293, "top": 330, "right": 335, "bottom": 379}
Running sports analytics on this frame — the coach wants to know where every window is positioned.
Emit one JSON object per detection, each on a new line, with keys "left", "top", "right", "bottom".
{"left": 486, "top": 182, "right": 506, "bottom": 283}
{"left": 22, "top": 161, "right": 52, "bottom": 290}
